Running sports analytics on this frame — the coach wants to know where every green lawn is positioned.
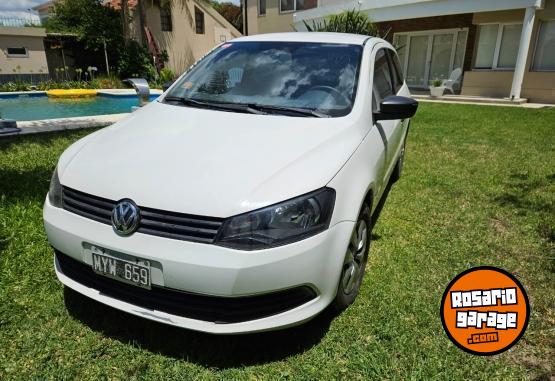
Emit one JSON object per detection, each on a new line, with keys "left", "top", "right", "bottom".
{"left": 1, "top": 103, "right": 553, "bottom": 380}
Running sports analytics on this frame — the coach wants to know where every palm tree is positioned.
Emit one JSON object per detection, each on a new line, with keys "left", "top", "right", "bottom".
{"left": 303, "top": 9, "right": 390, "bottom": 39}
{"left": 137, "top": 0, "right": 148, "bottom": 45}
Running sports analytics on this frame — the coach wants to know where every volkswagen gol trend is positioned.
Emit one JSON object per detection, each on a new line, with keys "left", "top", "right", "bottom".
{"left": 44, "top": 33, "right": 418, "bottom": 334}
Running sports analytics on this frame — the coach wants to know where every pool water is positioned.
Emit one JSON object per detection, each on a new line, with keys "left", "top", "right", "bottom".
{"left": 0, "top": 94, "right": 159, "bottom": 121}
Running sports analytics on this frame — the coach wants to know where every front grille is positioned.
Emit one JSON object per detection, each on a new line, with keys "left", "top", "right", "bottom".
{"left": 62, "top": 186, "right": 224, "bottom": 243}
{"left": 56, "top": 251, "right": 317, "bottom": 324}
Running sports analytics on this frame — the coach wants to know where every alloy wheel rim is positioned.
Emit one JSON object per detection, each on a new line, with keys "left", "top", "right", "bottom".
{"left": 341, "top": 219, "right": 368, "bottom": 294}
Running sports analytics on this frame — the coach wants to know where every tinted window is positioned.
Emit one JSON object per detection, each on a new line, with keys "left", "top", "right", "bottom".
{"left": 7, "top": 47, "right": 27, "bottom": 56}
{"left": 166, "top": 42, "right": 363, "bottom": 117}
{"left": 195, "top": 7, "right": 204, "bottom": 34}
{"left": 387, "top": 49, "right": 404, "bottom": 93}
{"left": 160, "top": 4, "right": 172, "bottom": 32}
{"left": 373, "top": 49, "right": 394, "bottom": 106}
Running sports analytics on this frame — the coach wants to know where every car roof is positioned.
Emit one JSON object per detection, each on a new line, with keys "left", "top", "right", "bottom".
{"left": 231, "top": 32, "right": 375, "bottom": 46}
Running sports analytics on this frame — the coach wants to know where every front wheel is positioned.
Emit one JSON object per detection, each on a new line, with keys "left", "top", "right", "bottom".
{"left": 331, "top": 203, "right": 371, "bottom": 311}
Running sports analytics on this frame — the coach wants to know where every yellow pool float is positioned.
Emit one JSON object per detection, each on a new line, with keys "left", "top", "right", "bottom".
{"left": 46, "top": 89, "right": 97, "bottom": 98}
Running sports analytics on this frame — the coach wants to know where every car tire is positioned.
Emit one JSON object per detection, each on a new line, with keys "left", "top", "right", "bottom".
{"left": 331, "top": 202, "right": 372, "bottom": 312}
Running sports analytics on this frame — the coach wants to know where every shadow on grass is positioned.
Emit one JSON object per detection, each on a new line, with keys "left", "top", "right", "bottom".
{"left": 64, "top": 287, "right": 337, "bottom": 368}
{"left": 0, "top": 167, "right": 52, "bottom": 205}
{"left": 493, "top": 172, "right": 555, "bottom": 215}
{"left": 0, "top": 128, "right": 93, "bottom": 152}
{"left": 371, "top": 179, "right": 394, "bottom": 231}
{"left": 0, "top": 130, "right": 94, "bottom": 205}
{"left": 493, "top": 173, "right": 555, "bottom": 243}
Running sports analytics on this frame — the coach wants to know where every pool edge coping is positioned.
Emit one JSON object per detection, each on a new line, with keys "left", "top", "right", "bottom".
{"left": 0, "top": 88, "right": 163, "bottom": 99}
{"left": 0, "top": 113, "right": 129, "bottom": 138}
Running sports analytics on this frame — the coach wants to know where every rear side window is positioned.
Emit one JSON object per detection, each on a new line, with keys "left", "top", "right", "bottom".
{"left": 387, "top": 49, "right": 404, "bottom": 93}
{"left": 373, "top": 49, "right": 394, "bottom": 107}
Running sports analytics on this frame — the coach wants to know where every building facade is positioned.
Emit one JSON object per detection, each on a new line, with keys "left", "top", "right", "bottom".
{"left": 247, "top": 0, "right": 555, "bottom": 103}
{"left": 245, "top": 0, "right": 318, "bottom": 34}
{"left": 0, "top": 26, "right": 49, "bottom": 84}
{"left": 32, "top": 1, "right": 55, "bottom": 24}
{"left": 127, "top": 0, "right": 242, "bottom": 75}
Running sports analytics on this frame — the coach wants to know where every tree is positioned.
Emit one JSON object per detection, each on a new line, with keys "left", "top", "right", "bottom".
{"left": 211, "top": 1, "right": 242, "bottom": 33}
{"left": 120, "top": 0, "right": 130, "bottom": 41}
{"left": 136, "top": 0, "right": 149, "bottom": 45}
{"left": 45, "top": 0, "right": 123, "bottom": 53}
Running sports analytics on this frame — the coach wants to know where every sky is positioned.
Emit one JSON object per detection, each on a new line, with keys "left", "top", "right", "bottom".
{"left": 0, "top": 0, "right": 48, "bottom": 21}
{"left": 0, "top": 0, "right": 240, "bottom": 20}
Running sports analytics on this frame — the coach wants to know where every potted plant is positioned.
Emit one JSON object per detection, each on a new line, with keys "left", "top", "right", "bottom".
{"left": 429, "top": 78, "right": 445, "bottom": 98}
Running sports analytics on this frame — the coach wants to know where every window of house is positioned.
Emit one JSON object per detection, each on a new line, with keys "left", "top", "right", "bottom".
{"left": 6, "top": 47, "right": 28, "bottom": 57}
{"left": 373, "top": 49, "right": 394, "bottom": 110}
{"left": 280, "top": 0, "right": 317, "bottom": 13}
{"left": 532, "top": 20, "right": 555, "bottom": 71}
{"left": 259, "top": 0, "right": 266, "bottom": 16}
{"left": 195, "top": 6, "right": 205, "bottom": 34}
{"left": 474, "top": 23, "right": 523, "bottom": 69}
{"left": 160, "top": 4, "right": 172, "bottom": 32}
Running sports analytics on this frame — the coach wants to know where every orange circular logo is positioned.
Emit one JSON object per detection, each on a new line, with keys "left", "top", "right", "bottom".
{"left": 440, "top": 266, "right": 530, "bottom": 356}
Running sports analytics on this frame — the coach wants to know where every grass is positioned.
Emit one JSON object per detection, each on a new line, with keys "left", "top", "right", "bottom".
{"left": 0, "top": 102, "right": 554, "bottom": 380}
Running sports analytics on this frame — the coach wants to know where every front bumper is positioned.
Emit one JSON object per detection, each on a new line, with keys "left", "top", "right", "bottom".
{"left": 44, "top": 198, "right": 354, "bottom": 334}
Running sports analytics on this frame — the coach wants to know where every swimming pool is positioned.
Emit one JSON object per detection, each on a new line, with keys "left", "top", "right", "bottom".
{"left": 0, "top": 93, "right": 159, "bottom": 121}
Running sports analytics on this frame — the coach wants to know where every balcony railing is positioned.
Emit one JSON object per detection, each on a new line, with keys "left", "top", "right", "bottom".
{"left": 0, "top": 16, "right": 42, "bottom": 28}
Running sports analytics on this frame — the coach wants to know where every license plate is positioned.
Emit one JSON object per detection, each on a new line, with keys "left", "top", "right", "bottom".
{"left": 92, "top": 252, "right": 151, "bottom": 289}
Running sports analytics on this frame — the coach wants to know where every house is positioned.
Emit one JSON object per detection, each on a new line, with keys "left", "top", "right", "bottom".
{"left": 244, "top": 0, "right": 317, "bottom": 34}
{"left": 32, "top": 1, "right": 56, "bottom": 23}
{"left": 246, "top": 0, "right": 555, "bottom": 103}
{"left": 0, "top": 26, "right": 49, "bottom": 84}
{"left": 113, "top": 0, "right": 242, "bottom": 75}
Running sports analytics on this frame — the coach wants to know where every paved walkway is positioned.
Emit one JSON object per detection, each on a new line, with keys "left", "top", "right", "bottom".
{"left": 412, "top": 93, "right": 553, "bottom": 108}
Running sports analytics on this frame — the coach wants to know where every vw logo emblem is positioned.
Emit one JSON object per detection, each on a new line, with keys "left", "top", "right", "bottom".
{"left": 111, "top": 199, "right": 140, "bottom": 236}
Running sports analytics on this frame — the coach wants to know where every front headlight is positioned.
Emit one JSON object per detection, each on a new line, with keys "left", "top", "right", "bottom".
{"left": 48, "top": 167, "right": 63, "bottom": 208}
{"left": 215, "top": 188, "right": 335, "bottom": 250}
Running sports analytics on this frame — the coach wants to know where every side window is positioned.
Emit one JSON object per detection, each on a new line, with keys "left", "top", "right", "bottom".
{"left": 372, "top": 49, "right": 394, "bottom": 111}
{"left": 387, "top": 49, "right": 404, "bottom": 93}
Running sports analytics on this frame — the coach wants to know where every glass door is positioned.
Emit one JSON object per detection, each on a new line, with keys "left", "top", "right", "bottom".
{"left": 429, "top": 34, "right": 454, "bottom": 81}
{"left": 395, "top": 29, "right": 468, "bottom": 89}
{"left": 405, "top": 35, "right": 429, "bottom": 87}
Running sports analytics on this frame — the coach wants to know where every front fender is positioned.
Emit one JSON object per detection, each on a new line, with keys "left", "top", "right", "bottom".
{"left": 327, "top": 125, "right": 385, "bottom": 225}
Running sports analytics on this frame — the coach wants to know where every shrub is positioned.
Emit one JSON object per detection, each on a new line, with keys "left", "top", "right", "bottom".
{"left": 430, "top": 79, "right": 444, "bottom": 87}
{"left": 0, "top": 79, "right": 126, "bottom": 92}
{"left": 159, "top": 68, "right": 176, "bottom": 84}
{"left": 0, "top": 82, "right": 30, "bottom": 92}
{"left": 90, "top": 76, "right": 125, "bottom": 89}
{"left": 303, "top": 9, "right": 390, "bottom": 39}
{"left": 118, "top": 41, "right": 157, "bottom": 81}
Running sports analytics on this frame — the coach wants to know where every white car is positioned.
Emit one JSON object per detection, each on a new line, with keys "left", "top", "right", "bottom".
{"left": 44, "top": 33, "right": 417, "bottom": 334}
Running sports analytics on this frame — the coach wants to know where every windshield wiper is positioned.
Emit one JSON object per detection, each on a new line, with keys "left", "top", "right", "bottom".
{"left": 163, "top": 96, "right": 266, "bottom": 115}
{"left": 246, "top": 104, "right": 330, "bottom": 118}
{"left": 164, "top": 97, "right": 330, "bottom": 118}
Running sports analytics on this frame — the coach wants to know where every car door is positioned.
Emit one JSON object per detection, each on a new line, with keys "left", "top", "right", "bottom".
{"left": 372, "top": 48, "right": 405, "bottom": 182}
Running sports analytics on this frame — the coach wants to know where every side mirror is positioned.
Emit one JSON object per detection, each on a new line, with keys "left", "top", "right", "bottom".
{"left": 162, "top": 81, "right": 175, "bottom": 92}
{"left": 374, "top": 95, "right": 418, "bottom": 121}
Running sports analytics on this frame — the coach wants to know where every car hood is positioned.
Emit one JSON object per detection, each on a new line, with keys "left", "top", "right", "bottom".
{"left": 59, "top": 101, "right": 366, "bottom": 217}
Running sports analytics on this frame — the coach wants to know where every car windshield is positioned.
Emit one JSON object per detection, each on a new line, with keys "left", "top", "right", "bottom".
{"left": 164, "top": 41, "right": 363, "bottom": 117}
